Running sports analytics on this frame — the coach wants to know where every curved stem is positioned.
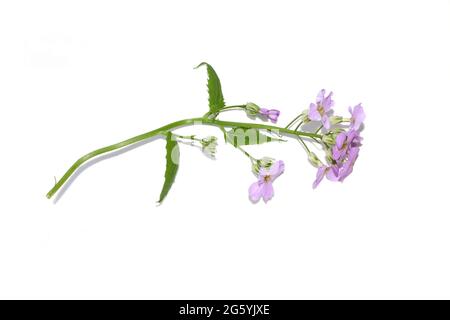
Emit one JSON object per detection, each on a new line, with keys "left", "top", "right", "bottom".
{"left": 297, "top": 137, "right": 311, "bottom": 153}
{"left": 203, "top": 105, "right": 246, "bottom": 117}
{"left": 285, "top": 114, "right": 303, "bottom": 129}
{"left": 294, "top": 120, "right": 304, "bottom": 132}
{"left": 236, "top": 145, "right": 256, "bottom": 161}
{"left": 47, "top": 117, "right": 322, "bottom": 199}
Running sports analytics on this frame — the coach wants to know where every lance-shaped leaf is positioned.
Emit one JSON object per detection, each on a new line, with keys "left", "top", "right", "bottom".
{"left": 195, "top": 62, "right": 225, "bottom": 113}
{"left": 158, "top": 132, "right": 180, "bottom": 204}
{"left": 226, "top": 128, "right": 284, "bottom": 147}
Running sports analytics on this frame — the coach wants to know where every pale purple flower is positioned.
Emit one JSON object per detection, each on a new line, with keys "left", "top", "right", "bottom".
{"left": 249, "top": 160, "right": 284, "bottom": 203}
{"left": 332, "top": 130, "right": 362, "bottom": 162}
{"left": 313, "top": 130, "right": 362, "bottom": 188}
{"left": 313, "top": 164, "right": 340, "bottom": 188}
{"left": 308, "top": 89, "right": 334, "bottom": 130}
{"left": 349, "top": 104, "right": 365, "bottom": 130}
{"left": 259, "top": 108, "right": 280, "bottom": 123}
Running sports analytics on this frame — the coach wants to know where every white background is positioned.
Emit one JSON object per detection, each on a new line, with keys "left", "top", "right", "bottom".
{"left": 1, "top": 0, "right": 449, "bottom": 299}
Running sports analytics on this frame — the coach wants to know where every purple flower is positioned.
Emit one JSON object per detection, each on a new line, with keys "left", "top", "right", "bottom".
{"left": 332, "top": 130, "right": 362, "bottom": 162}
{"left": 308, "top": 89, "right": 334, "bottom": 130}
{"left": 349, "top": 104, "right": 365, "bottom": 130}
{"left": 259, "top": 108, "right": 280, "bottom": 123}
{"left": 313, "top": 130, "right": 362, "bottom": 188}
{"left": 249, "top": 160, "right": 285, "bottom": 203}
{"left": 313, "top": 164, "right": 340, "bottom": 188}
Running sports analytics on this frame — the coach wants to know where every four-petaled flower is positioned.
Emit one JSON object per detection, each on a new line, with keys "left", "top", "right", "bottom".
{"left": 249, "top": 160, "right": 285, "bottom": 203}
{"left": 259, "top": 108, "right": 281, "bottom": 123}
{"left": 308, "top": 89, "right": 334, "bottom": 130}
{"left": 349, "top": 104, "right": 365, "bottom": 130}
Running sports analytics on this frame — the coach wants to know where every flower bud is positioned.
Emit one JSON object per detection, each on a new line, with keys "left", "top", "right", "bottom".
{"left": 252, "top": 156, "right": 275, "bottom": 175}
{"left": 201, "top": 136, "right": 218, "bottom": 158}
{"left": 300, "top": 110, "right": 310, "bottom": 123}
{"left": 322, "top": 133, "right": 336, "bottom": 145}
{"left": 333, "top": 128, "right": 346, "bottom": 134}
{"left": 245, "top": 102, "right": 260, "bottom": 117}
{"left": 329, "top": 116, "right": 343, "bottom": 125}
{"left": 308, "top": 152, "right": 323, "bottom": 168}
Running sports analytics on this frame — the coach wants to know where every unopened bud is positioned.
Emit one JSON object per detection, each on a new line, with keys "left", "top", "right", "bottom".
{"left": 329, "top": 116, "right": 343, "bottom": 125}
{"left": 308, "top": 152, "right": 323, "bottom": 168}
{"left": 252, "top": 156, "right": 275, "bottom": 175}
{"left": 245, "top": 102, "right": 260, "bottom": 117}
{"left": 201, "top": 136, "right": 218, "bottom": 158}
{"left": 322, "top": 133, "right": 335, "bottom": 145}
{"left": 334, "top": 128, "right": 346, "bottom": 134}
{"left": 301, "top": 110, "right": 311, "bottom": 123}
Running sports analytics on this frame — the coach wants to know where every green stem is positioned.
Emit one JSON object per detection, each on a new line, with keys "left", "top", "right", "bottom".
{"left": 236, "top": 145, "right": 256, "bottom": 161}
{"left": 285, "top": 114, "right": 303, "bottom": 129}
{"left": 46, "top": 117, "right": 322, "bottom": 199}
{"left": 173, "top": 134, "right": 202, "bottom": 143}
{"left": 294, "top": 120, "right": 304, "bottom": 132}
{"left": 315, "top": 125, "right": 323, "bottom": 134}
{"left": 297, "top": 137, "right": 311, "bottom": 153}
{"left": 204, "top": 105, "right": 246, "bottom": 118}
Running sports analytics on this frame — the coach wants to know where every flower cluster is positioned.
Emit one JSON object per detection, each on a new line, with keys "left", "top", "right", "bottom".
{"left": 307, "top": 91, "right": 366, "bottom": 188}
{"left": 247, "top": 89, "right": 365, "bottom": 203}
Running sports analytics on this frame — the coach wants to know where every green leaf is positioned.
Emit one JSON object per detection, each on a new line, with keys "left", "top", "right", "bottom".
{"left": 158, "top": 132, "right": 180, "bottom": 204}
{"left": 195, "top": 62, "right": 225, "bottom": 113}
{"left": 226, "top": 128, "right": 284, "bottom": 147}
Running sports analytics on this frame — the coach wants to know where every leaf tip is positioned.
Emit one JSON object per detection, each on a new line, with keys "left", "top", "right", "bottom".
{"left": 194, "top": 62, "right": 208, "bottom": 69}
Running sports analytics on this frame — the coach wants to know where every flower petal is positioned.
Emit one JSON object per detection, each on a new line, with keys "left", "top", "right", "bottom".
{"left": 249, "top": 181, "right": 263, "bottom": 203}
{"left": 326, "top": 166, "right": 340, "bottom": 181}
{"left": 339, "top": 147, "right": 359, "bottom": 181}
{"left": 261, "top": 183, "right": 274, "bottom": 203}
{"left": 316, "top": 89, "right": 326, "bottom": 104}
{"left": 350, "top": 104, "right": 365, "bottom": 130}
{"left": 308, "top": 103, "right": 321, "bottom": 121}
{"left": 269, "top": 160, "right": 285, "bottom": 179}
{"left": 322, "top": 91, "right": 334, "bottom": 112}
{"left": 335, "top": 132, "right": 346, "bottom": 149}
{"left": 312, "top": 166, "right": 327, "bottom": 189}
{"left": 268, "top": 110, "right": 280, "bottom": 123}
{"left": 322, "top": 115, "right": 330, "bottom": 130}
{"left": 259, "top": 108, "right": 269, "bottom": 116}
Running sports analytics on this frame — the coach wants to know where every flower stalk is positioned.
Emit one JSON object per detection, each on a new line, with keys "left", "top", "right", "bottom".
{"left": 46, "top": 117, "right": 322, "bottom": 199}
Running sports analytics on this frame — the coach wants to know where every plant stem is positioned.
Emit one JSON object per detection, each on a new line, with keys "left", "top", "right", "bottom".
{"left": 236, "top": 145, "right": 256, "bottom": 161}
{"left": 315, "top": 125, "right": 323, "bottom": 134}
{"left": 297, "top": 137, "right": 311, "bottom": 153}
{"left": 46, "top": 117, "right": 322, "bottom": 199}
{"left": 204, "top": 105, "right": 246, "bottom": 118}
{"left": 173, "top": 134, "right": 202, "bottom": 142}
{"left": 285, "top": 114, "right": 303, "bottom": 129}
